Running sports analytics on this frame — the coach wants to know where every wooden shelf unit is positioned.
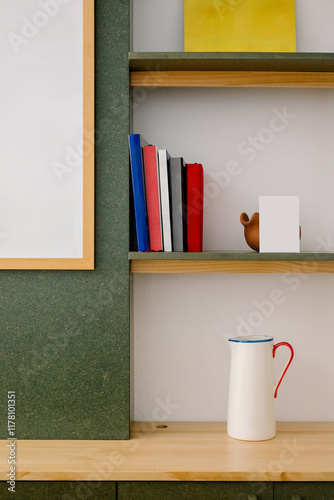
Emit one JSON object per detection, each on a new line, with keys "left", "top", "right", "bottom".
{"left": 129, "top": 52, "right": 334, "bottom": 274}
{"left": 128, "top": 52, "right": 334, "bottom": 486}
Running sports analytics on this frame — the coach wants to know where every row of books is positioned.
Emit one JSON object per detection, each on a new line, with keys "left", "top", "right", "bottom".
{"left": 129, "top": 134, "right": 204, "bottom": 252}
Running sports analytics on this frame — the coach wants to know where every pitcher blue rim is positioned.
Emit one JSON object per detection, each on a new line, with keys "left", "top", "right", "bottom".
{"left": 228, "top": 335, "right": 274, "bottom": 343}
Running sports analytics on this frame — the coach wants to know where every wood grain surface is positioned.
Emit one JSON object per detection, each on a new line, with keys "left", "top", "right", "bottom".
{"left": 1, "top": 422, "right": 333, "bottom": 481}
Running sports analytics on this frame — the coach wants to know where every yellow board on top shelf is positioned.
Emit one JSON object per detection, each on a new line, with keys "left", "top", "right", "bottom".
{"left": 184, "top": 0, "right": 296, "bottom": 52}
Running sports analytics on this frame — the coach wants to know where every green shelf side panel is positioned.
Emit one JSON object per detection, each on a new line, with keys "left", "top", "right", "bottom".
{"left": 0, "top": 482, "right": 116, "bottom": 500}
{"left": 0, "top": 0, "right": 131, "bottom": 439}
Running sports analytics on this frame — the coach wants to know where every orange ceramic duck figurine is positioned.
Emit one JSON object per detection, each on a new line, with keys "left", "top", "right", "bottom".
{"left": 240, "top": 212, "right": 259, "bottom": 252}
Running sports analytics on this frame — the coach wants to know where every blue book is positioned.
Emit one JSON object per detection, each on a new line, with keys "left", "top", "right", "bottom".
{"left": 128, "top": 134, "right": 149, "bottom": 252}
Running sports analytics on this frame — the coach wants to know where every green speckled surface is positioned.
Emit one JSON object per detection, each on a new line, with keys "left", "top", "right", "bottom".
{"left": 118, "top": 481, "right": 274, "bottom": 500}
{"left": 2, "top": 481, "right": 332, "bottom": 499}
{"left": 274, "top": 481, "right": 334, "bottom": 499}
{"left": 129, "top": 251, "right": 334, "bottom": 261}
{"left": 0, "top": 0, "right": 130, "bottom": 439}
{"left": 0, "top": 482, "right": 116, "bottom": 499}
{"left": 129, "top": 52, "right": 334, "bottom": 72}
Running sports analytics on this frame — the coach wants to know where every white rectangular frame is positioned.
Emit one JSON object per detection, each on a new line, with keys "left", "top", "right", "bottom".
{"left": 0, "top": 0, "right": 94, "bottom": 270}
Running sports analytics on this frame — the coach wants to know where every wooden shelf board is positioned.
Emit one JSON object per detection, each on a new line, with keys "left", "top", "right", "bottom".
{"left": 1, "top": 422, "right": 333, "bottom": 481}
{"left": 129, "top": 52, "right": 334, "bottom": 73}
{"left": 131, "top": 71, "right": 334, "bottom": 88}
{"left": 129, "top": 252, "right": 334, "bottom": 273}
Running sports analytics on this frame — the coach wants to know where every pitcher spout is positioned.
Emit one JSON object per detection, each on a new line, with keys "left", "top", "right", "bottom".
{"left": 240, "top": 212, "right": 250, "bottom": 227}
{"left": 240, "top": 212, "right": 259, "bottom": 251}
{"left": 240, "top": 212, "right": 259, "bottom": 227}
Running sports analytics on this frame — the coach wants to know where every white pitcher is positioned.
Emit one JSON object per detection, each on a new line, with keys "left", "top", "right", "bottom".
{"left": 227, "top": 335, "right": 294, "bottom": 441}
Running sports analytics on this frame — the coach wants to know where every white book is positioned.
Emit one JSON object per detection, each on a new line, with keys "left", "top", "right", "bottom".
{"left": 259, "top": 196, "right": 300, "bottom": 253}
{"left": 158, "top": 150, "right": 172, "bottom": 252}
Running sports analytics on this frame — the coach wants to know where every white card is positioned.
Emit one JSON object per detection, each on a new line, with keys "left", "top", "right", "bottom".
{"left": 259, "top": 196, "right": 300, "bottom": 253}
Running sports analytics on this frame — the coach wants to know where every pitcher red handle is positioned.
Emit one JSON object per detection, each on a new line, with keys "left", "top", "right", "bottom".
{"left": 273, "top": 342, "right": 294, "bottom": 398}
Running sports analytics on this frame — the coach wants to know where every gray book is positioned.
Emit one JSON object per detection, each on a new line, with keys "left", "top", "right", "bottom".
{"left": 169, "top": 157, "right": 187, "bottom": 252}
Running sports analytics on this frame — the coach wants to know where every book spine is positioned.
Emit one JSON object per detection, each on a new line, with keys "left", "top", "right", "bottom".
{"left": 144, "top": 145, "right": 163, "bottom": 251}
{"left": 186, "top": 163, "right": 204, "bottom": 252}
{"left": 128, "top": 134, "right": 149, "bottom": 252}
{"left": 158, "top": 150, "right": 172, "bottom": 252}
{"left": 169, "top": 157, "right": 186, "bottom": 252}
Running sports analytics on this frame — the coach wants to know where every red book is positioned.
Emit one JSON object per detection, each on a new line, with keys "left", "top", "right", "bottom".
{"left": 186, "top": 163, "right": 204, "bottom": 252}
{"left": 143, "top": 145, "right": 163, "bottom": 251}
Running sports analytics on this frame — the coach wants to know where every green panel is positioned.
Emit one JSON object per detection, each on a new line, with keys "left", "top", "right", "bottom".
{"left": 129, "top": 251, "right": 334, "bottom": 261}
{"left": 0, "top": 482, "right": 116, "bottom": 500}
{"left": 129, "top": 52, "right": 334, "bottom": 72}
{"left": 274, "top": 481, "right": 334, "bottom": 500}
{"left": 118, "top": 481, "right": 273, "bottom": 500}
{"left": 0, "top": 1, "right": 130, "bottom": 439}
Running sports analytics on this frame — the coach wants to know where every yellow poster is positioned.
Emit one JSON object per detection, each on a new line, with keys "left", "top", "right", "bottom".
{"left": 184, "top": 0, "right": 296, "bottom": 52}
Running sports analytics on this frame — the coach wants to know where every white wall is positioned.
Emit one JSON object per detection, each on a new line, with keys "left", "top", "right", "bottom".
{"left": 132, "top": 0, "right": 334, "bottom": 422}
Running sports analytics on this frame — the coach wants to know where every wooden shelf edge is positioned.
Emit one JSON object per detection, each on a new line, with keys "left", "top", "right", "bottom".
{"left": 1, "top": 422, "right": 333, "bottom": 481}
{"left": 130, "top": 260, "right": 334, "bottom": 274}
{"left": 0, "top": 257, "right": 94, "bottom": 270}
{"left": 131, "top": 71, "right": 334, "bottom": 88}
{"left": 4, "top": 472, "right": 334, "bottom": 482}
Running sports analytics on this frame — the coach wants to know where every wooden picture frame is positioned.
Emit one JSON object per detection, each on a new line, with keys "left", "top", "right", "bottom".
{"left": 0, "top": 0, "right": 94, "bottom": 270}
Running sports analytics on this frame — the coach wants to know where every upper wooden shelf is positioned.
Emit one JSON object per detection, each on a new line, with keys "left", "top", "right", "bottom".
{"left": 129, "top": 252, "right": 334, "bottom": 273}
{"left": 129, "top": 52, "right": 334, "bottom": 88}
{"left": 2, "top": 422, "right": 333, "bottom": 481}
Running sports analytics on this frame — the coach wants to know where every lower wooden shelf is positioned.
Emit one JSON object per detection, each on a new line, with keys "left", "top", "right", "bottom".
{"left": 1, "top": 422, "right": 333, "bottom": 481}
{"left": 129, "top": 252, "right": 334, "bottom": 273}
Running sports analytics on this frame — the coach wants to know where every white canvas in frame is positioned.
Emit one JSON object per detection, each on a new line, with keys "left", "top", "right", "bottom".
{"left": 0, "top": 1, "right": 86, "bottom": 262}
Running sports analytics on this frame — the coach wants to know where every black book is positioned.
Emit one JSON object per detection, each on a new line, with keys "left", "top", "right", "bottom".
{"left": 169, "top": 157, "right": 187, "bottom": 251}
